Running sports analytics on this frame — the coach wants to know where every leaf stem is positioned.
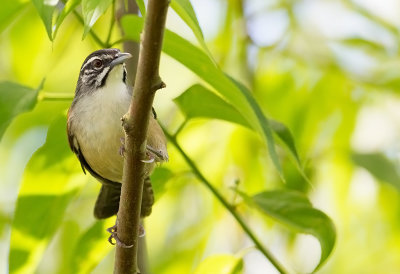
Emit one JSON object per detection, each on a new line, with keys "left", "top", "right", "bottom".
{"left": 105, "top": 0, "right": 116, "bottom": 47}
{"left": 161, "top": 125, "right": 288, "bottom": 274}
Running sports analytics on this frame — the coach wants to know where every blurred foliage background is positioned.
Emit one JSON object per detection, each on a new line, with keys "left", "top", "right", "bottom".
{"left": 1, "top": 0, "right": 400, "bottom": 273}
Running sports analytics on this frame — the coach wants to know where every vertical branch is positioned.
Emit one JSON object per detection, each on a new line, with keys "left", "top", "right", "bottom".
{"left": 114, "top": 0, "right": 169, "bottom": 273}
{"left": 117, "top": 1, "right": 149, "bottom": 273}
{"left": 117, "top": 0, "right": 140, "bottom": 86}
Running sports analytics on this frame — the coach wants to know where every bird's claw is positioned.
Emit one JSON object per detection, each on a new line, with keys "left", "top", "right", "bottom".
{"left": 106, "top": 223, "right": 146, "bottom": 247}
{"left": 139, "top": 224, "right": 145, "bottom": 237}
{"left": 141, "top": 157, "right": 155, "bottom": 163}
{"left": 107, "top": 224, "right": 133, "bottom": 248}
{"left": 119, "top": 137, "right": 126, "bottom": 157}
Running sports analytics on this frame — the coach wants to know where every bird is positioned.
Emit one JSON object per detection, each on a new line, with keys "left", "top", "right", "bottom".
{"left": 67, "top": 48, "right": 168, "bottom": 231}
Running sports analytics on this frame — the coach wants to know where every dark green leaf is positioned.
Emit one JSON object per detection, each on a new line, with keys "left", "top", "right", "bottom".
{"left": 174, "top": 84, "right": 301, "bottom": 165}
{"left": 32, "top": 0, "right": 58, "bottom": 40}
{"left": 53, "top": 0, "right": 81, "bottom": 39}
{"left": 121, "top": 15, "right": 285, "bottom": 178}
{"left": 241, "top": 190, "right": 336, "bottom": 271}
{"left": 352, "top": 152, "right": 400, "bottom": 190}
{"left": 0, "top": 81, "right": 41, "bottom": 141}
{"left": 269, "top": 120, "right": 300, "bottom": 164}
{"left": 81, "top": 0, "right": 113, "bottom": 39}
{"left": 9, "top": 116, "right": 85, "bottom": 273}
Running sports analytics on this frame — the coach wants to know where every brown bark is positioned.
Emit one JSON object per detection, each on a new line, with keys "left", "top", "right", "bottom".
{"left": 114, "top": 0, "right": 169, "bottom": 273}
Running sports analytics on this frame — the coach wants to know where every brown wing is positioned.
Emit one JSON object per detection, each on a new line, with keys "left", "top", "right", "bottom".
{"left": 66, "top": 117, "right": 121, "bottom": 188}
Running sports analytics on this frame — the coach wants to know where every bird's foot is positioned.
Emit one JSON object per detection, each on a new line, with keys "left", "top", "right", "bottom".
{"left": 107, "top": 223, "right": 146, "bottom": 247}
{"left": 107, "top": 224, "right": 133, "bottom": 248}
{"left": 119, "top": 137, "right": 126, "bottom": 157}
{"left": 139, "top": 224, "right": 145, "bottom": 237}
{"left": 141, "top": 145, "right": 167, "bottom": 163}
{"left": 141, "top": 153, "right": 155, "bottom": 163}
{"left": 141, "top": 146, "right": 157, "bottom": 163}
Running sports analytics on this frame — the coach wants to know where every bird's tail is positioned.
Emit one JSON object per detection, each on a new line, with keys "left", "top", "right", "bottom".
{"left": 94, "top": 184, "right": 121, "bottom": 219}
{"left": 94, "top": 177, "right": 154, "bottom": 219}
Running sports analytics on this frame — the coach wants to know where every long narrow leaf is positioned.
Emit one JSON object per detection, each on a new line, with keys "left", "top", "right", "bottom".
{"left": 81, "top": 0, "right": 113, "bottom": 39}
{"left": 121, "top": 15, "right": 284, "bottom": 177}
{"left": 170, "top": 0, "right": 212, "bottom": 58}
{"left": 32, "top": 0, "right": 58, "bottom": 40}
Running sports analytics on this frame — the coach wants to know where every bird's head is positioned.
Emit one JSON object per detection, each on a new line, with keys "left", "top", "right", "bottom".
{"left": 77, "top": 48, "right": 132, "bottom": 92}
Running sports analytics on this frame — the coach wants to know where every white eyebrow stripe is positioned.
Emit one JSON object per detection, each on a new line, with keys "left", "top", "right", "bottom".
{"left": 81, "top": 56, "right": 100, "bottom": 71}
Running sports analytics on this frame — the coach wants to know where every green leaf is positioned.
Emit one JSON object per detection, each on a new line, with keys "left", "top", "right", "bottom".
{"left": 81, "top": 0, "right": 113, "bottom": 39}
{"left": 69, "top": 220, "right": 113, "bottom": 274}
{"left": 32, "top": 0, "right": 58, "bottom": 40}
{"left": 150, "top": 167, "right": 174, "bottom": 201}
{"left": 53, "top": 0, "right": 81, "bottom": 39}
{"left": 352, "top": 152, "right": 400, "bottom": 190}
{"left": 340, "top": 37, "right": 386, "bottom": 52}
{"left": 121, "top": 15, "right": 285, "bottom": 178}
{"left": 241, "top": 190, "right": 336, "bottom": 272}
{"left": 269, "top": 120, "right": 300, "bottom": 164}
{"left": 170, "top": 0, "right": 211, "bottom": 56}
{"left": 174, "top": 84, "right": 250, "bottom": 127}
{"left": 0, "top": 0, "right": 29, "bottom": 33}
{"left": 174, "top": 84, "right": 300, "bottom": 165}
{"left": 9, "top": 116, "right": 85, "bottom": 274}
{"left": 0, "top": 81, "right": 41, "bottom": 141}
{"left": 135, "top": 0, "right": 145, "bottom": 16}
{"left": 193, "top": 254, "right": 243, "bottom": 274}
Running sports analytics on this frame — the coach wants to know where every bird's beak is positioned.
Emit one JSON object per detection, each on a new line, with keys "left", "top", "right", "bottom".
{"left": 110, "top": 52, "right": 132, "bottom": 68}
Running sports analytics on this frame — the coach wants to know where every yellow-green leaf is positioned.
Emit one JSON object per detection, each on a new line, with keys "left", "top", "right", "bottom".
{"left": 32, "top": 0, "right": 58, "bottom": 40}
{"left": 9, "top": 116, "right": 85, "bottom": 274}
{"left": 240, "top": 190, "right": 336, "bottom": 272}
{"left": 0, "top": 81, "right": 41, "bottom": 141}
{"left": 81, "top": 0, "right": 113, "bottom": 39}
{"left": 194, "top": 254, "right": 243, "bottom": 274}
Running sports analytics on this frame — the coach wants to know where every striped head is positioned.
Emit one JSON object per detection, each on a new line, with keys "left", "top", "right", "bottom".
{"left": 75, "top": 48, "right": 132, "bottom": 95}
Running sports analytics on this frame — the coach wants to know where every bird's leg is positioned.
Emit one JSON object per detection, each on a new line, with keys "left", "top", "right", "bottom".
{"left": 141, "top": 145, "right": 166, "bottom": 163}
{"left": 107, "top": 217, "right": 146, "bottom": 248}
{"left": 119, "top": 137, "right": 126, "bottom": 157}
{"left": 140, "top": 176, "right": 154, "bottom": 217}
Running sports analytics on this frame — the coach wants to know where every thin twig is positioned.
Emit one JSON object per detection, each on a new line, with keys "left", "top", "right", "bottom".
{"left": 114, "top": 0, "right": 169, "bottom": 273}
{"left": 105, "top": 0, "right": 116, "bottom": 47}
{"left": 39, "top": 92, "right": 74, "bottom": 101}
{"left": 161, "top": 125, "right": 289, "bottom": 274}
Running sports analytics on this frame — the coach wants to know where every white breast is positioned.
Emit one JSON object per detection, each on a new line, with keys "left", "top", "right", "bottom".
{"left": 71, "top": 72, "right": 131, "bottom": 183}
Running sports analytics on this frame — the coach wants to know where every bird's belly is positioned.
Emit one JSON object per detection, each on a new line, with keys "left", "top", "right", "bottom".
{"left": 72, "top": 86, "right": 131, "bottom": 183}
{"left": 81, "top": 125, "right": 124, "bottom": 183}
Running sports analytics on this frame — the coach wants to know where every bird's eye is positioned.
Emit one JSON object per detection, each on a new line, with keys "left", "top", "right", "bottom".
{"left": 93, "top": 59, "right": 103, "bottom": 69}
